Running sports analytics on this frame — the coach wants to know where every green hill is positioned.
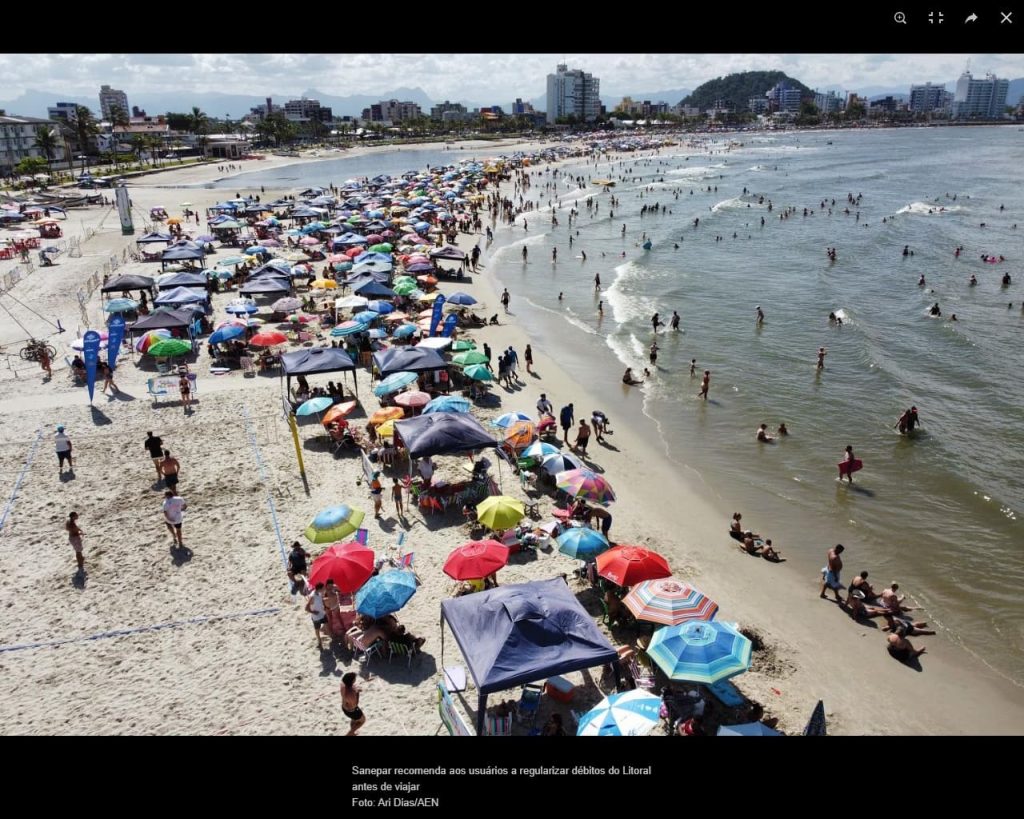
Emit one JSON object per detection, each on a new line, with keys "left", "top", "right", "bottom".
{"left": 681, "top": 71, "right": 812, "bottom": 112}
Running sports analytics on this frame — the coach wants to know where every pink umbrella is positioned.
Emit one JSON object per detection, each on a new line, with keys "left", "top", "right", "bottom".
{"left": 258, "top": 238, "right": 281, "bottom": 247}
{"left": 393, "top": 390, "right": 431, "bottom": 408}
{"left": 299, "top": 236, "right": 320, "bottom": 246}
{"left": 365, "top": 233, "right": 383, "bottom": 243}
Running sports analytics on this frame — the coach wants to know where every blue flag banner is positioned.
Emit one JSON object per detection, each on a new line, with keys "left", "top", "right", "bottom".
{"left": 106, "top": 315, "right": 126, "bottom": 370}
{"left": 428, "top": 293, "right": 446, "bottom": 337}
{"left": 441, "top": 313, "right": 458, "bottom": 338}
{"left": 83, "top": 330, "right": 101, "bottom": 404}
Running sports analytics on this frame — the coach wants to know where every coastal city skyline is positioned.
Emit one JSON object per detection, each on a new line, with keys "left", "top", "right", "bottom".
{"left": 0, "top": 53, "right": 1020, "bottom": 114}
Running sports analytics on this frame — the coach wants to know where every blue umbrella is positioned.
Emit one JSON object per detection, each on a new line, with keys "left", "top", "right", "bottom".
{"left": 521, "top": 441, "right": 560, "bottom": 460}
{"left": 717, "top": 722, "right": 784, "bottom": 737}
{"left": 330, "top": 321, "right": 367, "bottom": 337}
{"left": 374, "top": 371, "right": 418, "bottom": 397}
{"left": 104, "top": 298, "right": 138, "bottom": 313}
{"left": 556, "top": 527, "right": 610, "bottom": 561}
{"left": 296, "top": 396, "right": 335, "bottom": 416}
{"left": 392, "top": 324, "right": 418, "bottom": 339}
{"left": 576, "top": 690, "right": 662, "bottom": 736}
{"left": 492, "top": 411, "right": 532, "bottom": 428}
{"left": 367, "top": 301, "right": 395, "bottom": 314}
{"left": 208, "top": 324, "right": 246, "bottom": 344}
{"left": 244, "top": 245, "right": 269, "bottom": 255}
{"left": 647, "top": 620, "right": 752, "bottom": 685}
{"left": 352, "top": 311, "right": 378, "bottom": 324}
{"left": 423, "top": 395, "right": 471, "bottom": 414}
{"left": 445, "top": 292, "right": 477, "bottom": 305}
{"left": 355, "top": 570, "right": 417, "bottom": 617}
{"left": 225, "top": 301, "right": 259, "bottom": 315}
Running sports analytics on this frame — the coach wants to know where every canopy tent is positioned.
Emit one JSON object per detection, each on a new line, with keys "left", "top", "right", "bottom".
{"left": 153, "top": 286, "right": 209, "bottom": 306}
{"left": 372, "top": 346, "right": 447, "bottom": 377}
{"left": 136, "top": 230, "right": 174, "bottom": 244}
{"left": 429, "top": 245, "right": 467, "bottom": 261}
{"left": 441, "top": 578, "right": 618, "bottom": 736}
{"left": 160, "top": 244, "right": 206, "bottom": 268}
{"left": 129, "top": 308, "right": 193, "bottom": 334}
{"left": 156, "top": 271, "right": 208, "bottom": 290}
{"left": 239, "top": 278, "right": 292, "bottom": 295}
{"left": 392, "top": 412, "right": 495, "bottom": 461}
{"left": 101, "top": 273, "right": 155, "bottom": 294}
{"left": 281, "top": 347, "right": 358, "bottom": 395}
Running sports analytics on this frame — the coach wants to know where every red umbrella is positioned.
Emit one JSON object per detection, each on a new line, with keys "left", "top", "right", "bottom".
{"left": 250, "top": 330, "right": 288, "bottom": 347}
{"left": 596, "top": 545, "right": 672, "bottom": 587}
{"left": 308, "top": 541, "right": 375, "bottom": 592}
{"left": 443, "top": 539, "right": 509, "bottom": 580}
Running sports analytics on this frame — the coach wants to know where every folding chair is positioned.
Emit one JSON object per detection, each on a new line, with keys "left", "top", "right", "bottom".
{"left": 345, "top": 627, "right": 385, "bottom": 666}
{"left": 387, "top": 641, "right": 416, "bottom": 668}
{"left": 626, "top": 656, "right": 657, "bottom": 691}
{"left": 239, "top": 356, "right": 256, "bottom": 377}
{"left": 485, "top": 714, "right": 513, "bottom": 736}
{"left": 517, "top": 683, "right": 544, "bottom": 727}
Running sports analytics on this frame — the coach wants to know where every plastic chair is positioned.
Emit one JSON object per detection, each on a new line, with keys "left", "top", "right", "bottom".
{"left": 387, "top": 641, "right": 416, "bottom": 668}
{"left": 345, "top": 627, "right": 385, "bottom": 666}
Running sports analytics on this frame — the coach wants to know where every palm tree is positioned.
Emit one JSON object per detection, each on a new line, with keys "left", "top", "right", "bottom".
{"left": 72, "top": 105, "right": 99, "bottom": 174}
{"left": 187, "top": 106, "right": 209, "bottom": 157}
{"left": 130, "top": 134, "right": 147, "bottom": 168}
{"left": 108, "top": 105, "right": 129, "bottom": 170}
{"left": 33, "top": 124, "right": 60, "bottom": 180}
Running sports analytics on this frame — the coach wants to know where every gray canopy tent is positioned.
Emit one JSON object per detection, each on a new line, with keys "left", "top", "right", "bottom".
{"left": 440, "top": 578, "right": 619, "bottom": 736}
{"left": 161, "top": 243, "right": 206, "bottom": 269}
{"left": 281, "top": 347, "right": 358, "bottom": 396}
{"left": 372, "top": 346, "right": 447, "bottom": 378}
{"left": 102, "top": 273, "right": 155, "bottom": 296}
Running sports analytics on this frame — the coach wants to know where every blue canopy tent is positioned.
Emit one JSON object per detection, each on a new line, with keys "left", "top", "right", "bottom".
{"left": 129, "top": 308, "right": 193, "bottom": 334}
{"left": 392, "top": 412, "right": 496, "bottom": 461}
{"left": 353, "top": 280, "right": 396, "bottom": 299}
{"left": 101, "top": 273, "right": 154, "bottom": 295}
{"left": 441, "top": 578, "right": 619, "bottom": 736}
{"left": 136, "top": 230, "right": 174, "bottom": 244}
{"left": 281, "top": 346, "right": 358, "bottom": 396}
{"left": 156, "top": 271, "right": 208, "bottom": 290}
{"left": 239, "top": 277, "right": 291, "bottom": 296}
{"left": 160, "top": 243, "right": 206, "bottom": 269}
{"left": 154, "top": 286, "right": 209, "bottom": 307}
{"left": 372, "top": 346, "right": 447, "bottom": 377}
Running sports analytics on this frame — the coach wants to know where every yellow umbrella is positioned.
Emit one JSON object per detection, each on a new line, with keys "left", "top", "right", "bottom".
{"left": 376, "top": 419, "right": 396, "bottom": 437}
{"left": 310, "top": 279, "right": 337, "bottom": 289}
{"left": 370, "top": 407, "right": 404, "bottom": 425}
{"left": 476, "top": 496, "right": 525, "bottom": 531}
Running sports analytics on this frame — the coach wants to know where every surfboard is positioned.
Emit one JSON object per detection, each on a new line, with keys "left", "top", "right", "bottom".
{"left": 837, "top": 459, "right": 863, "bottom": 476}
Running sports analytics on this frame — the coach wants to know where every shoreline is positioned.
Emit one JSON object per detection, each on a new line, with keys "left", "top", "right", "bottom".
{"left": 1, "top": 140, "right": 1022, "bottom": 734}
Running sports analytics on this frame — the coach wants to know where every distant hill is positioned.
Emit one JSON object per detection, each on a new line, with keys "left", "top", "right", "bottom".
{"left": 681, "top": 71, "right": 812, "bottom": 111}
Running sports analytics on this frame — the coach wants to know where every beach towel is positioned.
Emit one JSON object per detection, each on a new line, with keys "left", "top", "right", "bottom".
{"left": 354, "top": 528, "right": 369, "bottom": 545}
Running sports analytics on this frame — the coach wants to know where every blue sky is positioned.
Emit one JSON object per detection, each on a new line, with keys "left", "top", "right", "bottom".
{"left": 0, "top": 54, "right": 1020, "bottom": 100}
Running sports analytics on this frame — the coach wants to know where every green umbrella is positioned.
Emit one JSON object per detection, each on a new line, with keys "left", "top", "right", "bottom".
{"left": 393, "top": 276, "right": 416, "bottom": 287}
{"left": 146, "top": 339, "right": 193, "bottom": 357}
{"left": 393, "top": 281, "right": 418, "bottom": 296}
{"left": 451, "top": 340, "right": 477, "bottom": 352}
{"left": 452, "top": 351, "right": 487, "bottom": 366}
{"left": 463, "top": 364, "right": 494, "bottom": 381}
{"left": 368, "top": 242, "right": 393, "bottom": 252}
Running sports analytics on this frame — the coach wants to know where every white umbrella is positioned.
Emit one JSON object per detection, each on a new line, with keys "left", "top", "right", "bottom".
{"left": 335, "top": 295, "right": 369, "bottom": 309}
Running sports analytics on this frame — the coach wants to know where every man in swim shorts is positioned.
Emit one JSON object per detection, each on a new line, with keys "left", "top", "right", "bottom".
{"left": 820, "top": 544, "right": 845, "bottom": 603}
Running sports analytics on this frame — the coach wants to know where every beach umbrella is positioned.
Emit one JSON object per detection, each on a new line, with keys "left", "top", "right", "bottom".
{"left": 104, "top": 298, "right": 138, "bottom": 313}
{"left": 450, "top": 340, "right": 476, "bottom": 352}
{"left": 208, "top": 324, "right": 246, "bottom": 344}
{"left": 215, "top": 256, "right": 247, "bottom": 267}
{"left": 321, "top": 401, "right": 358, "bottom": 427}
{"left": 196, "top": 234, "right": 216, "bottom": 243}
{"left": 392, "top": 324, "right": 417, "bottom": 339}
{"left": 225, "top": 300, "right": 259, "bottom": 315}
{"left": 356, "top": 570, "right": 417, "bottom": 617}
{"left": 310, "top": 279, "right": 337, "bottom": 289}
{"left": 370, "top": 407, "right": 405, "bottom": 425}
{"left": 308, "top": 541, "right": 375, "bottom": 593}
{"left": 422, "top": 395, "right": 471, "bottom": 414}
{"left": 443, "top": 539, "right": 509, "bottom": 580}
{"left": 475, "top": 495, "right": 525, "bottom": 531}
{"left": 297, "top": 396, "right": 335, "bottom": 416}
{"left": 521, "top": 440, "right": 560, "bottom": 460}
{"left": 445, "top": 292, "right": 477, "bottom": 305}
{"left": 71, "top": 334, "right": 108, "bottom": 351}
{"left": 463, "top": 364, "right": 493, "bottom": 382}
{"left": 373, "top": 371, "right": 418, "bottom": 397}
{"left": 330, "top": 320, "right": 367, "bottom": 337}
{"left": 596, "top": 545, "right": 671, "bottom": 587}
{"left": 352, "top": 310, "right": 378, "bottom": 324}
{"left": 272, "top": 296, "right": 303, "bottom": 313}
{"left": 393, "top": 280, "right": 418, "bottom": 296}
{"left": 134, "top": 329, "right": 171, "bottom": 353}
{"left": 575, "top": 690, "right": 662, "bottom": 737}
{"left": 393, "top": 390, "right": 431, "bottom": 409}
{"left": 335, "top": 295, "right": 369, "bottom": 309}
{"left": 304, "top": 504, "right": 366, "bottom": 544}
{"left": 623, "top": 578, "right": 719, "bottom": 626}
{"left": 492, "top": 411, "right": 532, "bottom": 428}
{"left": 250, "top": 331, "right": 288, "bottom": 347}
{"left": 647, "top": 620, "right": 752, "bottom": 685}
{"left": 556, "top": 527, "right": 610, "bottom": 561}
{"left": 376, "top": 419, "right": 397, "bottom": 437}
{"left": 717, "top": 722, "right": 784, "bottom": 737}
{"left": 146, "top": 338, "right": 192, "bottom": 357}
{"left": 366, "top": 301, "right": 394, "bottom": 314}
{"left": 555, "top": 468, "right": 616, "bottom": 505}
{"left": 452, "top": 351, "right": 487, "bottom": 366}
{"left": 503, "top": 420, "right": 537, "bottom": 450}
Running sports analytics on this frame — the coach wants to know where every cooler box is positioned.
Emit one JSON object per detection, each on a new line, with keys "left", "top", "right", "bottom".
{"left": 545, "top": 675, "right": 575, "bottom": 703}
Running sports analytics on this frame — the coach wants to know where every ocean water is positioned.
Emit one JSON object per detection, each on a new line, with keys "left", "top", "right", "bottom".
{"left": 485, "top": 127, "right": 1024, "bottom": 683}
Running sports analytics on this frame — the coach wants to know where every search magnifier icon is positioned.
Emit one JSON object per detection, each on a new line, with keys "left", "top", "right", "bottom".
{"left": 894, "top": 11, "right": 907, "bottom": 23}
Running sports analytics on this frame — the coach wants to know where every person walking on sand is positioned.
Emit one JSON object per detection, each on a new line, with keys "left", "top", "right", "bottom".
{"left": 144, "top": 431, "right": 164, "bottom": 480}
{"left": 162, "top": 488, "right": 187, "bottom": 548}
{"left": 98, "top": 361, "right": 118, "bottom": 394}
{"left": 574, "top": 418, "right": 592, "bottom": 455}
{"left": 369, "top": 471, "right": 384, "bottom": 518}
{"left": 391, "top": 477, "right": 404, "bottom": 518}
{"left": 817, "top": 347, "right": 827, "bottom": 369}
{"left": 66, "top": 511, "right": 85, "bottom": 573}
{"left": 306, "top": 581, "right": 328, "bottom": 650}
{"left": 179, "top": 372, "right": 191, "bottom": 411}
{"left": 38, "top": 345, "right": 52, "bottom": 379}
{"left": 55, "top": 425, "right": 73, "bottom": 474}
{"left": 820, "top": 544, "right": 845, "bottom": 603}
{"left": 524, "top": 344, "right": 534, "bottom": 374}
{"left": 501, "top": 288, "right": 510, "bottom": 313}
{"left": 560, "top": 403, "right": 575, "bottom": 443}
{"left": 341, "top": 672, "right": 366, "bottom": 735}
{"left": 698, "top": 370, "right": 710, "bottom": 400}
{"left": 160, "top": 450, "right": 181, "bottom": 491}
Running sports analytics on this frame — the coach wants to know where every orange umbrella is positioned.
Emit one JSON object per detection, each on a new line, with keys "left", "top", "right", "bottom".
{"left": 321, "top": 401, "right": 358, "bottom": 427}
{"left": 416, "top": 275, "right": 439, "bottom": 287}
{"left": 504, "top": 420, "right": 537, "bottom": 450}
{"left": 383, "top": 312, "right": 409, "bottom": 323}
{"left": 418, "top": 309, "right": 434, "bottom": 318}
{"left": 250, "top": 331, "right": 288, "bottom": 347}
{"left": 370, "top": 407, "right": 404, "bottom": 425}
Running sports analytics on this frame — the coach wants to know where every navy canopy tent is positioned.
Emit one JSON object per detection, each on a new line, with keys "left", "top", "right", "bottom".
{"left": 239, "top": 278, "right": 291, "bottom": 295}
{"left": 281, "top": 347, "right": 358, "bottom": 395}
{"left": 440, "top": 578, "right": 618, "bottom": 735}
{"left": 157, "top": 271, "right": 208, "bottom": 290}
{"left": 154, "top": 286, "right": 208, "bottom": 306}
{"left": 372, "top": 346, "right": 447, "bottom": 377}
{"left": 136, "top": 230, "right": 173, "bottom": 244}
{"left": 430, "top": 245, "right": 467, "bottom": 261}
{"left": 393, "top": 412, "right": 496, "bottom": 461}
{"left": 129, "top": 308, "right": 193, "bottom": 333}
{"left": 161, "top": 244, "right": 206, "bottom": 268}
{"left": 101, "top": 273, "right": 154, "bottom": 293}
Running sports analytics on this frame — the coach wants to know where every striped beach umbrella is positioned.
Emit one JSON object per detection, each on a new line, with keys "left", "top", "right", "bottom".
{"left": 422, "top": 395, "right": 471, "bottom": 414}
{"left": 555, "top": 468, "right": 616, "bottom": 505}
{"left": 331, "top": 320, "right": 367, "bottom": 337}
{"left": 373, "top": 371, "right": 418, "bottom": 396}
{"left": 520, "top": 440, "right": 560, "bottom": 460}
{"left": 492, "top": 412, "right": 532, "bottom": 428}
{"left": 393, "top": 390, "right": 431, "bottom": 409}
{"left": 540, "top": 452, "right": 584, "bottom": 476}
{"left": 135, "top": 329, "right": 171, "bottom": 353}
{"left": 647, "top": 620, "right": 752, "bottom": 685}
{"left": 623, "top": 578, "right": 719, "bottom": 626}
{"left": 303, "top": 504, "right": 366, "bottom": 544}
{"left": 556, "top": 527, "right": 610, "bottom": 561}
{"left": 596, "top": 545, "right": 671, "bottom": 587}
{"left": 575, "top": 690, "right": 662, "bottom": 737}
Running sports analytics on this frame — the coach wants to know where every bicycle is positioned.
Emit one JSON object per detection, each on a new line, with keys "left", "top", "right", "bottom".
{"left": 20, "top": 339, "right": 57, "bottom": 362}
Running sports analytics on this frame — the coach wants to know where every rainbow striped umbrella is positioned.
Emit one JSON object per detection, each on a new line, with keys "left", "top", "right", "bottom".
{"left": 623, "top": 577, "right": 718, "bottom": 626}
{"left": 647, "top": 620, "right": 752, "bottom": 685}
{"left": 555, "top": 468, "right": 616, "bottom": 505}
{"left": 135, "top": 329, "right": 171, "bottom": 353}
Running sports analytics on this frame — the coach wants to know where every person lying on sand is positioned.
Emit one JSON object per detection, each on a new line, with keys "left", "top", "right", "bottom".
{"left": 887, "top": 627, "right": 926, "bottom": 662}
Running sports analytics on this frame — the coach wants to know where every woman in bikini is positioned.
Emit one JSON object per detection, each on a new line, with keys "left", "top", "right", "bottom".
{"left": 323, "top": 579, "right": 346, "bottom": 638}
{"left": 66, "top": 511, "right": 85, "bottom": 572}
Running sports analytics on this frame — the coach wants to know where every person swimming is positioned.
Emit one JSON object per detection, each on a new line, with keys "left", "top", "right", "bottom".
{"left": 930, "top": 302, "right": 942, "bottom": 316}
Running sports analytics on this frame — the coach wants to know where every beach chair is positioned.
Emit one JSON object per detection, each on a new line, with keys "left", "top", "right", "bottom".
{"left": 239, "top": 356, "right": 256, "bottom": 377}
{"left": 485, "top": 713, "right": 513, "bottom": 736}
{"left": 345, "top": 627, "right": 385, "bottom": 666}
{"left": 387, "top": 641, "right": 416, "bottom": 669}
{"left": 517, "top": 683, "right": 544, "bottom": 727}
{"left": 626, "top": 656, "right": 657, "bottom": 691}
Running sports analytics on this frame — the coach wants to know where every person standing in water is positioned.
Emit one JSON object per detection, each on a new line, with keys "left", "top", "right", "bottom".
{"left": 817, "top": 347, "right": 827, "bottom": 369}
{"left": 698, "top": 370, "right": 710, "bottom": 400}
{"left": 651, "top": 313, "right": 662, "bottom": 333}
{"left": 690, "top": 359, "right": 697, "bottom": 377}
{"left": 841, "top": 445, "right": 857, "bottom": 483}
{"left": 755, "top": 305, "right": 765, "bottom": 326}
{"left": 594, "top": 273, "right": 601, "bottom": 291}
{"left": 670, "top": 311, "right": 680, "bottom": 330}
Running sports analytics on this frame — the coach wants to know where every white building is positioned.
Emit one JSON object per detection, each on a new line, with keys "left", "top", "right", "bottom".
{"left": 546, "top": 63, "right": 601, "bottom": 124}
{"left": 909, "top": 83, "right": 952, "bottom": 113}
{"left": 813, "top": 91, "right": 844, "bottom": 114}
{"left": 952, "top": 72, "right": 1009, "bottom": 119}
{"left": 98, "top": 85, "right": 129, "bottom": 121}
{"left": 0, "top": 115, "right": 67, "bottom": 173}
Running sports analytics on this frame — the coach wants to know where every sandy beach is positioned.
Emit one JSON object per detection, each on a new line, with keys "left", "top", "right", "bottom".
{"left": 2, "top": 138, "right": 1023, "bottom": 736}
